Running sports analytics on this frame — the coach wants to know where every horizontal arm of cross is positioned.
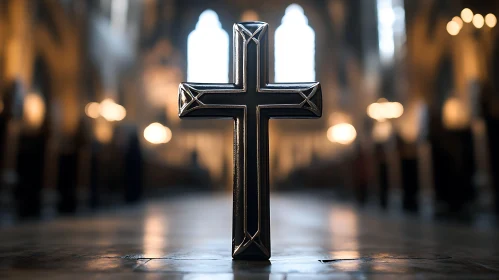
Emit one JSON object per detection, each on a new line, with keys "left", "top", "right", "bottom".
{"left": 178, "top": 82, "right": 322, "bottom": 118}
{"left": 178, "top": 82, "right": 244, "bottom": 118}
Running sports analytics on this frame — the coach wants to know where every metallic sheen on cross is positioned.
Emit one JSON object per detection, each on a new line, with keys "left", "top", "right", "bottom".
{"left": 178, "top": 21, "right": 322, "bottom": 260}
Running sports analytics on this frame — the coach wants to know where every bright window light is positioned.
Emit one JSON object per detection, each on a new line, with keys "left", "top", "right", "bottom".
{"left": 187, "top": 10, "right": 229, "bottom": 83}
{"left": 111, "top": 0, "right": 129, "bottom": 33}
{"left": 377, "top": 0, "right": 406, "bottom": 65}
{"left": 275, "top": 4, "right": 315, "bottom": 82}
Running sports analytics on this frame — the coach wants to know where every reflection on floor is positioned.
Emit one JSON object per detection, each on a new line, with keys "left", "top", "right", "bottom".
{"left": 0, "top": 192, "right": 498, "bottom": 279}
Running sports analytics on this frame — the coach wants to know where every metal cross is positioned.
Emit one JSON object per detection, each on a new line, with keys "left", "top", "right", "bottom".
{"left": 178, "top": 21, "right": 322, "bottom": 260}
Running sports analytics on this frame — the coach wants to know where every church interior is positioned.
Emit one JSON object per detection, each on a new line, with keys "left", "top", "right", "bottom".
{"left": 1, "top": 0, "right": 499, "bottom": 278}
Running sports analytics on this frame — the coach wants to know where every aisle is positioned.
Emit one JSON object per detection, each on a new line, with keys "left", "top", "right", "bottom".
{"left": 0, "top": 193, "right": 498, "bottom": 279}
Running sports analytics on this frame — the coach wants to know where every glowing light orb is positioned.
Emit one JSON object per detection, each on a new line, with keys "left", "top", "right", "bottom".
{"left": 367, "top": 103, "right": 384, "bottom": 121}
{"left": 443, "top": 97, "right": 469, "bottom": 130}
{"left": 85, "top": 102, "right": 100, "bottom": 119}
{"left": 473, "top": 14, "right": 485, "bottom": 29}
{"left": 386, "top": 102, "right": 404, "bottom": 119}
{"left": 24, "top": 92, "right": 46, "bottom": 129}
{"left": 447, "top": 21, "right": 460, "bottom": 36}
{"left": 144, "top": 123, "right": 172, "bottom": 144}
{"left": 461, "top": 8, "right": 473, "bottom": 23}
{"left": 452, "top": 16, "right": 463, "bottom": 30}
{"left": 327, "top": 123, "right": 357, "bottom": 145}
{"left": 367, "top": 100, "right": 404, "bottom": 120}
{"left": 486, "top": 14, "right": 497, "bottom": 28}
{"left": 99, "top": 98, "right": 126, "bottom": 122}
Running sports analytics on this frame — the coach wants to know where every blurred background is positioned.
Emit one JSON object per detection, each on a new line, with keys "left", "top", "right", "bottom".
{"left": 0, "top": 0, "right": 498, "bottom": 224}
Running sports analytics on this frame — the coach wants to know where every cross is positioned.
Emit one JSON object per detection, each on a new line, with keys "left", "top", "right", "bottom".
{"left": 178, "top": 21, "right": 322, "bottom": 260}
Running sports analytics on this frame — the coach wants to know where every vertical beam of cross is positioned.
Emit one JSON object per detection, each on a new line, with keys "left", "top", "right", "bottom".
{"left": 178, "top": 21, "right": 322, "bottom": 260}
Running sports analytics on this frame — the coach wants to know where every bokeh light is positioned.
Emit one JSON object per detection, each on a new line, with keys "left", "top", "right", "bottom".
{"left": 144, "top": 123, "right": 172, "bottom": 144}
{"left": 386, "top": 102, "right": 404, "bottom": 119}
{"left": 327, "top": 123, "right": 357, "bottom": 145}
{"left": 23, "top": 92, "right": 46, "bottom": 129}
{"left": 473, "top": 14, "right": 485, "bottom": 29}
{"left": 85, "top": 102, "right": 100, "bottom": 119}
{"left": 99, "top": 98, "right": 126, "bottom": 122}
{"left": 485, "top": 13, "right": 497, "bottom": 28}
{"left": 367, "top": 103, "right": 384, "bottom": 121}
{"left": 367, "top": 100, "right": 404, "bottom": 120}
{"left": 443, "top": 97, "right": 469, "bottom": 130}
{"left": 447, "top": 21, "right": 460, "bottom": 36}
{"left": 461, "top": 8, "right": 473, "bottom": 23}
{"left": 452, "top": 16, "right": 463, "bottom": 30}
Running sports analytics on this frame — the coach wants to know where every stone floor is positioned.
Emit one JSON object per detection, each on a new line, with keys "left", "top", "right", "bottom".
{"left": 0, "top": 192, "right": 498, "bottom": 279}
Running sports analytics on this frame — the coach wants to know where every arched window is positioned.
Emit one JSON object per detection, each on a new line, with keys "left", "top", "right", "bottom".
{"left": 187, "top": 10, "right": 229, "bottom": 83}
{"left": 275, "top": 4, "right": 315, "bottom": 82}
